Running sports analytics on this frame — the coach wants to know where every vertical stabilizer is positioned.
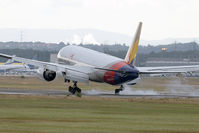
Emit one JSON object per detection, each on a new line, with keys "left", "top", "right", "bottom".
{"left": 125, "top": 22, "right": 142, "bottom": 65}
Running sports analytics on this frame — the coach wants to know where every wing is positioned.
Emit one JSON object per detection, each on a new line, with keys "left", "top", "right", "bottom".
{"left": 137, "top": 65, "right": 199, "bottom": 74}
{"left": 0, "top": 53, "right": 94, "bottom": 83}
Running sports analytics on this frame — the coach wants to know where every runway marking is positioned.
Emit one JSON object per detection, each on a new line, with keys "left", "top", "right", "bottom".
{"left": 0, "top": 88, "right": 199, "bottom": 98}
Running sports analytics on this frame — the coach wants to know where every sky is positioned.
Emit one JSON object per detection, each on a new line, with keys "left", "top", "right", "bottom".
{"left": 0, "top": 0, "right": 199, "bottom": 41}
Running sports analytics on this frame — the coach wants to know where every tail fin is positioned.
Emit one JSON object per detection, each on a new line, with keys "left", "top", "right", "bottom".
{"left": 125, "top": 22, "right": 142, "bottom": 65}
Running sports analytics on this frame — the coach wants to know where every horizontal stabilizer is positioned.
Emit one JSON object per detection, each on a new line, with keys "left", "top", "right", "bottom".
{"left": 95, "top": 67, "right": 135, "bottom": 74}
{"left": 139, "top": 71, "right": 187, "bottom": 74}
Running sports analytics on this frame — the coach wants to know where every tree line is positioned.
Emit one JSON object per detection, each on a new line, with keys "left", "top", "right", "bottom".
{"left": 0, "top": 41, "right": 199, "bottom": 67}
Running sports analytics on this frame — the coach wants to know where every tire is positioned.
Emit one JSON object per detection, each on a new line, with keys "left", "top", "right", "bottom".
{"left": 75, "top": 87, "right": 81, "bottom": 93}
{"left": 115, "top": 89, "right": 120, "bottom": 95}
{"left": 69, "top": 86, "right": 75, "bottom": 94}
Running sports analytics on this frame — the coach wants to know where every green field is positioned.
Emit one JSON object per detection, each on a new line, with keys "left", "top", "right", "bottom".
{"left": 0, "top": 95, "right": 199, "bottom": 133}
{"left": 1, "top": 76, "right": 199, "bottom": 92}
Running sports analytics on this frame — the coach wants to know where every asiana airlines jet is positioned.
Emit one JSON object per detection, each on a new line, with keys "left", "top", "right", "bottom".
{"left": 1, "top": 22, "right": 199, "bottom": 95}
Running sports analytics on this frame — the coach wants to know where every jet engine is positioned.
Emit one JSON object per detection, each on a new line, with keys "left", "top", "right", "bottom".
{"left": 37, "top": 68, "right": 56, "bottom": 82}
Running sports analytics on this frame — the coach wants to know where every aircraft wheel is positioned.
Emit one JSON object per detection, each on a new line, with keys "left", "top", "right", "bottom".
{"left": 69, "top": 86, "right": 82, "bottom": 95}
{"left": 73, "top": 86, "right": 81, "bottom": 93}
{"left": 115, "top": 89, "right": 120, "bottom": 95}
{"left": 69, "top": 86, "right": 75, "bottom": 94}
{"left": 74, "top": 87, "right": 82, "bottom": 97}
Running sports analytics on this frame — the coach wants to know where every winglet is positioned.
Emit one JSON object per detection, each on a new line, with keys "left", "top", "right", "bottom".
{"left": 125, "top": 22, "right": 142, "bottom": 65}
{"left": 0, "top": 53, "right": 12, "bottom": 59}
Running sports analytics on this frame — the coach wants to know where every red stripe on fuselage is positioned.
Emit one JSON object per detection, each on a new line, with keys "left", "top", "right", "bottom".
{"left": 104, "top": 61, "right": 127, "bottom": 85}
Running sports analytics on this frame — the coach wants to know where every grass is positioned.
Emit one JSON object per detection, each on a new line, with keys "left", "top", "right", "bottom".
{"left": 0, "top": 76, "right": 116, "bottom": 91}
{"left": 0, "top": 95, "right": 199, "bottom": 133}
{"left": 0, "top": 76, "right": 199, "bottom": 132}
{"left": 0, "top": 76, "right": 199, "bottom": 92}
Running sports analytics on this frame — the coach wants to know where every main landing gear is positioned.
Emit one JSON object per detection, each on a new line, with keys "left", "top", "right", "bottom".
{"left": 115, "top": 85, "right": 124, "bottom": 95}
{"left": 68, "top": 81, "right": 82, "bottom": 97}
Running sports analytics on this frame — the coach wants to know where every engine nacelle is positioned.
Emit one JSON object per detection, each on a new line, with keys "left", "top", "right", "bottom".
{"left": 37, "top": 68, "right": 56, "bottom": 82}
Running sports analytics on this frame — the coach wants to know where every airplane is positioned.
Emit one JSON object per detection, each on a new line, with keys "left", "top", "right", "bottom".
{"left": 0, "top": 60, "right": 28, "bottom": 72}
{"left": 0, "top": 55, "right": 39, "bottom": 73}
{"left": 1, "top": 22, "right": 199, "bottom": 95}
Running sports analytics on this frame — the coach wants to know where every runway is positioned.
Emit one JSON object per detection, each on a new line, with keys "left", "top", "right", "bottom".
{"left": 0, "top": 88, "right": 199, "bottom": 98}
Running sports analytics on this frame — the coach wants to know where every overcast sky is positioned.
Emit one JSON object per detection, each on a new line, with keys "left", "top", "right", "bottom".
{"left": 0, "top": 0, "right": 199, "bottom": 40}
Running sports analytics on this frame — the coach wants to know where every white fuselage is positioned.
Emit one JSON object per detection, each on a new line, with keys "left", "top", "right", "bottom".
{"left": 57, "top": 45, "right": 122, "bottom": 68}
{"left": 57, "top": 45, "right": 139, "bottom": 85}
